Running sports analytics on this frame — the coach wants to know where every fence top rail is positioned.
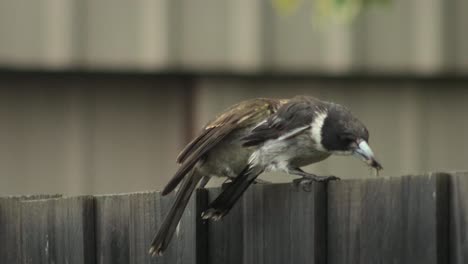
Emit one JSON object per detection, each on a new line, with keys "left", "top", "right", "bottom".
{"left": 1, "top": 171, "right": 467, "bottom": 199}
{"left": 0, "top": 172, "right": 467, "bottom": 264}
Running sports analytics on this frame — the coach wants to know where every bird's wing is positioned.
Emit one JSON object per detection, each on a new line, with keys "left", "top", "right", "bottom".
{"left": 162, "top": 98, "right": 283, "bottom": 195}
{"left": 242, "top": 96, "right": 325, "bottom": 147}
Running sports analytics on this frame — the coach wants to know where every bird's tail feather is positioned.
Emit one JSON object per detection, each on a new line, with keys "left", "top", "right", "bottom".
{"left": 202, "top": 165, "right": 263, "bottom": 220}
{"left": 149, "top": 169, "right": 203, "bottom": 256}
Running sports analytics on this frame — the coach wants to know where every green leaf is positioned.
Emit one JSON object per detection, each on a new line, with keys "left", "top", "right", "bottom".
{"left": 272, "top": 0, "right": 303, "bottom": 15}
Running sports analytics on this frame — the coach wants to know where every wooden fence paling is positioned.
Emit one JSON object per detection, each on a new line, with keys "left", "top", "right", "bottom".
{"left": 206, "top": 187, "right": 245, "bottom": 264}
{"left": 0, "top": 195, "right": 62, "bottom": 263}
{"left": 449, "top": 172, "right": 468, "bottom": 264}
{"left": 19, "top": 196, "right": 95, "bottom": 264}
{"left": 94, "top": 189, "right": 207, "bottom": 264}
{"left": 1, "top": 172, "right": 468, "bottom": 264}
{"left": 327, "top": 173, "right": 449, "bottom": 264}
{"left": 206, "top": 182, "right": 326, "bottom": 264}
{"left": 0, "top": 197, "right": 23, "bottom": 263}
{"left": 243, "top": 183, "right": 326, "bottom": 264}
{"left": 54, "top": 197, "right": 95, "bottom": 264}
{"left": 0, "top": 196, "right": 92, "bottom": 263}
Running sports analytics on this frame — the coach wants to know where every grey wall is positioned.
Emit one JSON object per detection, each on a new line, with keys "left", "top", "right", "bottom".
{"left": 0, "top": 1, "right": 467, "bottom": 195}
{"left": 1, "top": 74, "right": 466, "bottom": 195}
{"left": 0, "top": 0, "right": 467, "bottom": 73}
{"left": 0, "top": 76, "right": 190, "bottom": 195}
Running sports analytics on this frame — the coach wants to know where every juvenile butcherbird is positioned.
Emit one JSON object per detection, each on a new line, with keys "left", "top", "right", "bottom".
{"left": 149, "top": 96, "right": 382, "bottom": 256}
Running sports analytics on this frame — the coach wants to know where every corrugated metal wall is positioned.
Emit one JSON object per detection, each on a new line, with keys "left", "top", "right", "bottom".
{"left": 0, "top": 75, "right": 466, "bottom": 195}
{"left": 0, "top": 0, "right": 467, "bottom": 73}
{"left": 0, "top": 76, "right": 190, "bottom": 195}
{"left": 0, "top": 1, "right": 467, "bottom": 195}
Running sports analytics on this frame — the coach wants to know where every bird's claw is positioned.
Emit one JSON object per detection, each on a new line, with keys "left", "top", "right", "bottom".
{"left": 148, "top": 245, "right": 164, "bottom": 257}
{"left": 293, "top": 178, "right": 313, "bottom": 192}
{"left": 221, "top": 181, "right": 233, "bottom": 190}
{"left": 292, "top": 175, "right": 340, "bottom": 191}
{"left": 316, "top": 175, "right": 341, "bottom": 182}
{"left": 201, "top": 208, "right": 225, "bottom": 221}
{"left": 253, "top": 178, "right": 271, "bottom": 185}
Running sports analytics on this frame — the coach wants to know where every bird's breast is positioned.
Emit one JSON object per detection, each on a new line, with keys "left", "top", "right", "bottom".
{"left": 253, "top": 133, "right": 330, "bottom": 171}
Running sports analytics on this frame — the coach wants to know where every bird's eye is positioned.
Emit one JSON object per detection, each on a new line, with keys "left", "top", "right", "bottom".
{"left": 343, "top": 138, "right": 353, "bottom": 146}
{"left": 338, "top": 134, "right": 355, "bottom": 146}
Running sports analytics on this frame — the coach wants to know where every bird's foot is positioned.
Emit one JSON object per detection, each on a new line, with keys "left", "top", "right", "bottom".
{"left": 292, "top": 175, "right": 340, "bottom": 191}
{"left": 221, "top": 180, "right": 233, "bottom": 190}
{"left": 148, "top": 245, "right": 164, "bottom": 257}
{"left": 253, "top": 178, "right": 271, "bottom": 185}
{"left": 222, "top": 178, "right": 268, "bottom": 189}
{"left": 201, "top": 208, "right": 226, "bottom": 221}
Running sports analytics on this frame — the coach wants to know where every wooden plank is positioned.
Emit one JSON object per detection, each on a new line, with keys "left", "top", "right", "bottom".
{"left": 243, "top": 183, "right": 327, "bottom": 264}
{"left": 327, "top": 173, "right": 449, "bottom": 264}
{"left": 95, "top": 189, "right": 207, "bottom": 264}
{"left": 207, "top": 182, "right": 327, "bottom": 264}
{"left": 54, "top": 196, "right": 96, "bottom": 264}
{"left": 206, "top": 187, "right": 244, "bottom": 264}
{"left": 20, "top": 197, "right": 55, "bottom": 263}
{"left": 95, "top": 194, "right": 130, "bottom": 264}
{"left": 449, "top": 171, "right": 468, "bottom": 264}
{"left": 18, "top": 196, "right": 95, "bottom": 264}
{"left": 0, "top": 197, "right": 21, "bottom": 263}
{"left": 0, "top": 195, "right": 61, "bottom": 263}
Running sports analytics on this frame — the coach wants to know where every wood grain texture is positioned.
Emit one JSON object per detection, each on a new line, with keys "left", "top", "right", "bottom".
{"left": 19, "top": 195, "right": 94, "bottom": 264}
{"left": 94, "top": 189, "right": 207, "bottom": 264}
{"left": 2, "top": 173, "right": 466, "bottom": 263}
{"left": 449, "top": 171, "right": 468, "bottom": 264}
{"left": 0, "top": 195, "right": 61, "bottom": 263}
{"left": 54, "top": 196, "right": 96, "bottom": 264}
{"left": 0, "top": 197, "right": 21, "bottom": 263}
{"left": 207, "top": 182, "right": 327, "bottom": 264}
{"left": 327, "top": 173, "right": 450, "bottom": 264}
{"left": 207, "top": 187, "right": 244, "bottom": 264}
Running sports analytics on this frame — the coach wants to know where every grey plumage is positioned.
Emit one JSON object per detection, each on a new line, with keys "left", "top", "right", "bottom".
{"left": 149, "top": 95, "right": 382, "bottom": 256}
{"left": 150, "top": 98, "right": 283, "bottom": 256}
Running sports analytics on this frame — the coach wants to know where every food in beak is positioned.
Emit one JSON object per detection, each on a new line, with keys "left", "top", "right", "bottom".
{"left": 354, "top": 140, "right": 383, "bottom": 172}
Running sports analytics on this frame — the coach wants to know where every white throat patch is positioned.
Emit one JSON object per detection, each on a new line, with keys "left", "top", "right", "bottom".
{"left": 310, "top": 110, "right": 328, "bottom": 151}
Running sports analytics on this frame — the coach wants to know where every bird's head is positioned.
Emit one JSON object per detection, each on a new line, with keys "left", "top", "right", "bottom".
{"left": 313, "top": 104, "right": 383, "bottom": 171}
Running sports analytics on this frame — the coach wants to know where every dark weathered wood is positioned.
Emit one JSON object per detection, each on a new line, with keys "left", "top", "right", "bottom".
{"left": 206, "top": 187, "right": 244, "bottom": 264}
{"left": 53, "top": 197, "right": 96, "bottom": 264}
{"left": 195, "top": 189, "right": 209, "bottom": 264}
{"left": 449, "top": 171, "right": 468, "bottom": 264}
{"left": 207, "top": 182, "right": 327, "bottom": 264}
{"left": 18, "top": 196, "right": 94, "bottom": 264}
{"left": 20, "top": 198, "right": 56, "bottom": 263}
{"left": 0, "top": 197, "right": 21, "bottom": 263}
{"left": 0, "top": 195, "right": 61, "bottom": 263}
{"left": 243, "top": 183, "right": 327, "bottom": 264}
{"left": 94, "top": 189, "right": 207, "bottom": 264}
{"left": 327, "top": 173, "right": 450, "bottom": 264}
{"left": 2, "top": 172, "right": 466, "bottom": 263}
{"left": 95, "top": 194, "right": 130, "bottom": 264}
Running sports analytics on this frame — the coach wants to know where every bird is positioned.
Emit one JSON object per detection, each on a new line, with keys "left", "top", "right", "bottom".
{"left": 149, "top": 95, "right": 382, "bottom": 256}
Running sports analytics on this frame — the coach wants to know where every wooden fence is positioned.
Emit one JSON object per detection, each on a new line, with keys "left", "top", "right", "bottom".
{"left": 1, "top": 172, "right": 467, "bottom": 264}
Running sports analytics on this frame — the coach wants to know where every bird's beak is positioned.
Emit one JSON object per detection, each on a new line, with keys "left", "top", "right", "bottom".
{"left": 353, "top": 139, "right": 383, "bottom": 170}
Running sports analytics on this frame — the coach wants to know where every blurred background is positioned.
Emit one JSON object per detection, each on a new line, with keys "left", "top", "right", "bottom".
{"left": 0, "top": 0, "right": 467, "bottom": 195}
